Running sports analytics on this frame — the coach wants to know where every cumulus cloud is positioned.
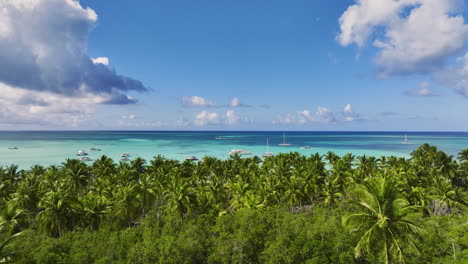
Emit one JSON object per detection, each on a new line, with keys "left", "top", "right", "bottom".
{"left": 436, "top": 53, "right": 468, "bottom": 96}
{"left": 192, "top": 110, "right": 248, "bottom": 126}
{"left": 225, "top": 110, "right": 240, "bottom": 125}
{"left": 92, "top": 57, "right": 109, "bottom": 66}
{"left": 0, "top": 0, "right": 148, "bottom": 105}
{"left": 274, "top": 104, "right": 366, "bottom": 125}
{"left": 230, "top": 98, "right": 241, "bottom": 107}
{"left": 0, "top": 83, "right": 100, "bottom": 127}
{"left": 193, "top": 111, "right": 220, "bottom": 126}
{"left": 342, "top": 104, "right": 363, "bottom": 122}
{"left": 405, "top": 82, "right": 439, "bottom": 96}
{"left": 338, "top": 0, "right": 468, "bottom": 76}
{"left": 229, "top": 97, "right": 251, "bottom": 107}
{"left": 274, "top": 106, "right": 337, "bottom": 125}
{"left": 182, "top": 96, "right": 216, "bottom": 108}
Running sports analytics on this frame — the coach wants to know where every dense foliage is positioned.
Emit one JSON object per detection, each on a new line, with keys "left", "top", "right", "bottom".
{"left": 0, "top": 144, "right": 467, "bottom": 263}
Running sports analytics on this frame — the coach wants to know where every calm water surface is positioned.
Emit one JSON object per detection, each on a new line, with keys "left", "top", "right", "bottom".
{"left": 0, "top": 131, "right": 467, "bottom": 168}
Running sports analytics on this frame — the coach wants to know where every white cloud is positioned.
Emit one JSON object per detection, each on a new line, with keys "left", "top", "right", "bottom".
{"left": 230, "top": 98, "right": 241, "bottom": 107}
{"left": 338, "top": 0, "right": 412, "bottom": 47}
{"left": 274, "top": 104, "right": 366, "bottom": 125}
{"left": 274, "top": 106, "right": 337, "bottom": 124}
{"left": 193, "top": 111, "right": 220, "bottom": 126}
{"left": 0, "top": 83, "right": 102, "bottom": 127}
{"left": 436, "top": 53, "right": 468, "bottom": 96}
{"left": 0, "top": 0, "right": 147, "bottom": 105}
{"left": 342, "top": 104, "right": 364, "bottom": 122}
{"left": 229, "top": 97, "right": 251, "bottom": 107}
{"left": 405, "top": 82, "right": 439, "bottom": 96}
{"left": 182, "top": 96, "right": 216, "bottom": 108}
{"left": 225, "top": 110, "right": 240, "bottom": 125}
{"left": 192, "top": 110, "right": 249, "bottom": 126}
{"left": 121, "top": 114, "right": 136, "bottom": 120}
{"left": 92, "top": 57, "right": 109, "bottom": 66}
{"left": 339, "top": 0, "right": 468, "bottom": 76}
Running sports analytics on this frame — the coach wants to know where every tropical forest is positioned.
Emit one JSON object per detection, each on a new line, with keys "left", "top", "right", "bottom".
{"left": 0, "top": 144, "right": 467, "bottom": 264}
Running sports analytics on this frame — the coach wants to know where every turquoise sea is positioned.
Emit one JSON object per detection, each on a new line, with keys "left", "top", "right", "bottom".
{"left": 0, "top": 131, "right": 467, "bottom": 169}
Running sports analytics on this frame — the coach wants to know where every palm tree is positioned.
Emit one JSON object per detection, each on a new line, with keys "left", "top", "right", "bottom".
{"left": 36, "top": 189, "right": 74, "bottom": 237}
{"left": 92, "top": 155, "right": 117, "bottom": 178}
{"left": 0, "top": 230, "right": 24, "bottom": 264}
{"left": 0, "top": 203, "right": 24, "bottom": 234}
{"left": 458, "top": 149, "right": 468, "bottom": 162}
{"left": 113, "top": 183, "right": 138, "bottom": 226}
{"left": 62, "top": 159, "right": 90, "bottom": 193}
{"left": 343, "top": 176, "right": 424, "bottom": 264}
{"left": 76, "top": 192, "right": 111, "bottom": 230}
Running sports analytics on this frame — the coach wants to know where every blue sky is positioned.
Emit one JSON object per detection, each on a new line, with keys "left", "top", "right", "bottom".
{"left": 0, "top": 0, "right": 467, "bottom": 130}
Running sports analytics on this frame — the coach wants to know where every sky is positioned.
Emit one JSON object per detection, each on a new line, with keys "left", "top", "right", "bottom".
{"left": 0, "top": 0, "right": 467, "bottom": 131}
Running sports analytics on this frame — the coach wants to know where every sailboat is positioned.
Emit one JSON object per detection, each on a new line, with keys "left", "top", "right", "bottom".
{"left": 278, "top": 132, "right": 292, "bottom": 146}
{"left": 401, "top": 134, "right": 410, "bottom": 144}
{"left": 262, "top": 138, "right": 274, "bottom": 157}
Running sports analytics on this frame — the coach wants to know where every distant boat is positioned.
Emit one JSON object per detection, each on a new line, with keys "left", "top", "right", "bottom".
{"left": 76, "top": 150, "right": 88, "bottom": 156}
{"left": 262, "top": 138, "right": 274, "bottom": 157}
{"left": 90, "top": 148, "right": 101, "bottom": 151}
{"left": 79, "top": 157, "right": 93, "bottom": 162}
{"left": 300, "top": 146, "right": 311, "bottom": 149}
{"left": 401, "top": 134, "right": 410, "bottom": 144}
{"left": 228, "top": 148, "right": 252, "bottom": 156}
{"left": 121, "top": 153, "right": 130, "bottom": 157}
{"left": 8, "top": 147, "right": 18, "bottom": 150}
{"left": 186, "top": 156, "right": 198, "bottom": 161}
{"left": 120, "top": 157, "right": 130, "bottom": 161}
{"left": 278, "top": 132, "right": 292, "bottom": 146}
{"left": 215, "top": 137, "right": 231, "bottom": 140}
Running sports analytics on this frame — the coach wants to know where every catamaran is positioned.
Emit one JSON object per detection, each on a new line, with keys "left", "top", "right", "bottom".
{"left": 402, "top": 134, "right": 410, "bottom": 144}
{"left": 278, "top": 132, "right": 292, "bottom": 146}
{"left": 76, "top": 150, "right": 88, "bottom": 156}
{"left": 228, "top": 148, "right": 252, "bottom": 156}
{"left": 262, "top": 138, "right": 274, "bottom": 157}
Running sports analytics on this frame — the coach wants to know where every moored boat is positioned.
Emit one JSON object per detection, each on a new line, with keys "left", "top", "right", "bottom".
{"left": 228, "top": 148, "right": 252, "bottom": 156}
{"left": 262, "top": 138, "right": 274, "bottom": 157}
{"left": 76, "top": 150, "right": 88, "bottom": 156}
{"left": 278, "top": 132, "right": 292, "bottom": 146}
{"left": 186, "top": 156, "right": 198, "bottom": 161}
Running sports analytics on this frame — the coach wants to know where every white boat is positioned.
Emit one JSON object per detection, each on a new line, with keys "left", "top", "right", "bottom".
{"left": 120, "top": 157, "right": 130, "bottom": 161}
{"left": 90, "top": 148, "right": 101, "bottom": 151}
{"left": 121, "top": 153, "right": 130, "bottom": 157}
{"left": 278, "top": 132, "right": 292, "bottom": 146}
{"left": 76, "top": 150, "right": 88, "bottom": 156}
{"left": 300, "top": 146, "right": 311, "bottom": 149}
{"left": 228, "top": 148, "right": 252, "bottom": 156}
{"left": 262, "top": 138, "right": 274, "bottom": 157}
{"left": 402, "top": 134, "right": 410, "bottom": 144}
{"left": 8, "top": 147, "right": 18, "bottom": 150}
{"left": 79, "top": 157, "right": 93, "bottom": 162}
{"left": 186, "top": 156, "right": 198, "bottom": 161}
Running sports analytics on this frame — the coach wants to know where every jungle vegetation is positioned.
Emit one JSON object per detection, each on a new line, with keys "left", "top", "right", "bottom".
{"left": 0, "top": 144, "right": 467, "bottom": 263}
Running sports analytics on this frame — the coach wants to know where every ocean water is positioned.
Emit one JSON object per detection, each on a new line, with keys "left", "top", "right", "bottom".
{"left": 0, "top": 131, "right": 467, "bottom": 169}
